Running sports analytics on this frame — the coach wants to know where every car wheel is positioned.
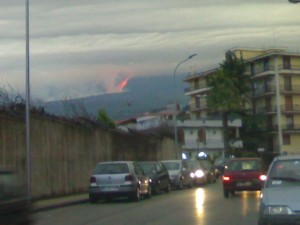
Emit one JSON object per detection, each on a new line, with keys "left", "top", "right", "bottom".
{"left": 153, "top": 184, "right": 159, "bottom": 195}
{"left": 257, "top": 218, "right": 268, "bottom": 225}
{"left": 189, "top": 181, "right": 193, "bottom": 188}
{"left": 165, "top": 182, "right": 171, "bottom": 193}
{"left": 178, "top": 180, "right": 183, "bottom": 189}
{"left": 223, "top": 189, "right": 229, "bottom": 198}
{"left": 130, "top": 187, "right": 140, "bottom": 202}
{"left": 89, "top": 194, "right": 98, "bottom": 204}
{"left": 146, "top": 186, "right": 152, "bottom": 198}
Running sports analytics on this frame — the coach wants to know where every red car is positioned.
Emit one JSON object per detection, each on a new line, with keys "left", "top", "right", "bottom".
{"left": 222, "top": 157, "right": 266, "bottom": 198}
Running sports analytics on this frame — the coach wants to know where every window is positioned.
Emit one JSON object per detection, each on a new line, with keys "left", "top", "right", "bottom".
{"left": 283, "top": 134, "right": 291, "bottom": 145}
{"left": 283, "top": 56, "right": 291, "bottom": 69}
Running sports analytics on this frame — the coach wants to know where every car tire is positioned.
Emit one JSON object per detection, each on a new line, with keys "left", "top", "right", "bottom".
{"left": 223, "top": 189, "right": 229, "bottom": 198}
{"left": 189, "top": 181, "right": 193, "bottom": 188}
{"left": 165, "top": 182, "right": 171, "bottom": 193}
{"left": 178, "top": 180, "right": 183, "bottom": 189}
{"left": 145, "top": 186, "right": 152, "bottom": 199}
{"left": 257, "top": 218, "right": 267, "bottom": 225}
{"left": 89, "top": 194, "right": 98, "bottom": 204}
{"left": 153, "top": 184, "right": 159, "bottom": 195}
{"left": 130, "top": 187, "right": 140, "bottom": 202}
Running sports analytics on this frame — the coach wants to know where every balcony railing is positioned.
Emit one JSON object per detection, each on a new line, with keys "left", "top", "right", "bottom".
{"left": 256, "top": 104, "right": 300, "bottom": 114}
{"left": 248, "top": 64, "right": 300, "bottom": 76}
{"left": 269, "top": 123, "right": 300, "bottom": 132}
{"left": 253, "top": 84, "right": 300, "bottom": 97}
{"left": 184, "top": 84, "right": 209, "bottom": 94}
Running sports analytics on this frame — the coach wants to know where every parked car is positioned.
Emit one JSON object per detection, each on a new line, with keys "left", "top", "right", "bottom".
{"left": 258, "top": 155, "right": 300, "bottom": 225}
{"left": 187, "top": 160, "right": 207, "bottom": 186}
{"left": 200, "top": 159, "right": 217, "bottom": 183}
{"left": 161, "top": 160, "right": 193, "bottom": 189}
{"left": 222, "top": 157, "right": 266, "bottom": 198}
{"left": 89, "top": 161, "right": 152, "bottom": 203}
{"left": 0, "top": 168, "right": 33, "bottom": 225}
{"left": 138, "top": 161, "right": 171, "bottom": 194}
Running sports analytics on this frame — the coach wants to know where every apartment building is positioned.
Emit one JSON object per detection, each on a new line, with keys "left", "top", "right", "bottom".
{"left": 184, "top": 47, "right": 300, "bottom": 155}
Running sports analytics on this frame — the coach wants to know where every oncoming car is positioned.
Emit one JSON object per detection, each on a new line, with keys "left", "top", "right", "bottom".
{"left": 89, "top": 161, "right": 152, "bottom": 202}
{"left": 258, "top": 155, "right": 300, "bottom": 225}
{"left": 162, "top": 160, "right": 193, "bottom": 189}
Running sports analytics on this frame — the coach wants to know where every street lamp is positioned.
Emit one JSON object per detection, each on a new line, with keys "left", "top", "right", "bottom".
{"left": 289, "top": 0, "right": 300, "bottom": 3}
{"left": 173, "top": 53, "right": 197, "bottom": 159}
{"left": 25, "top": 0, "right": 31, "bottom": 203}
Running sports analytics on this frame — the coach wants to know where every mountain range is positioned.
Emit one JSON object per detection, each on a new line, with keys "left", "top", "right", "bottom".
{"left": 43, "top": 74, "right": 190, "bottom": 121}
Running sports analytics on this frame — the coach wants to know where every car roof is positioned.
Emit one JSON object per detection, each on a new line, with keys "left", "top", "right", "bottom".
{"left": 274, "top": 154, "right": 300, "bottom": 161}
{"left": 161, "top": 160, "right": 181, "bottom": 163}
{"left": 96, "top": 161, "right": 133, "bottom": 164}
{"left": 228, "top": 157, "right": 261, "bottom": 161}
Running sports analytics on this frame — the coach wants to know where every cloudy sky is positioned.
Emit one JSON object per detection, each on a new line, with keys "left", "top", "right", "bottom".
{"left": 0, "top": 0, "right": 300, "bottom": 101}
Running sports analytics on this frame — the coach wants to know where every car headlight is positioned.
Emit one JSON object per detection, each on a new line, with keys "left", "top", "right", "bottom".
{"left": 190, "top": 172, "right": 195, "bottom": 178}
{"left": 263, "top": 206, "right": 294, "bottom": 215}
{"left": 195, "top": 170, "right": 204, "bottom": 178}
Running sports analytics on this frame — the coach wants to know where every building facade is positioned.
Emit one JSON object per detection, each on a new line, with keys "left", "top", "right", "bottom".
{"left": 184, "top": 47, "right": 300, "bottom": 155}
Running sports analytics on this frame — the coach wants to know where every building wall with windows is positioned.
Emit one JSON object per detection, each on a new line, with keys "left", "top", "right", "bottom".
{"left": 185, "top": 47, "right": 300, "bottom": 155}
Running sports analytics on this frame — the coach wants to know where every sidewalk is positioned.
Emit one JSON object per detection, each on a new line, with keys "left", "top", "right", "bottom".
{"left": 32, "top": 193, "right": 89, "bottom": 212}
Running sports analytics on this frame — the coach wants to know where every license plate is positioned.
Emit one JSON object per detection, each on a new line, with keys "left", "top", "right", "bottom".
{"left": 102, "top": 186, "right": 119, "bottom": 191}
{"left": 236, "top": 182, "right": 252, "bottom": 187}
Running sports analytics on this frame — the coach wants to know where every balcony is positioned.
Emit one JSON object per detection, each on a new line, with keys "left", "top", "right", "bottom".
{"left": 249, "top": 64, "right": 300, "bottom": 77}
{"left": 269, "top": 123, "right": 300, "bottom": 133}
{"left": 253, "top": 85, "right": 300, "bottom": 98}
{"left": 184, "top": 85, "right": 210, "bottom": 96}
{"left": 256, "top": 104, "right": 300, "bottom": 114}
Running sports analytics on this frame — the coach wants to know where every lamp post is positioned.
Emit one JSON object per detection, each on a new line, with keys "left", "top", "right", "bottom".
{"left": 289, "top": 0, "right": 300, "bottom": 3}
{"left": 173, "top": 54, "right": 197, "bottom": 159}
{"left": 25, "top": 0, "right": 31, "bottom": 203}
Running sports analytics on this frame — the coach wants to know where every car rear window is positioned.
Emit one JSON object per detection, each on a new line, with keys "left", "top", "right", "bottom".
{"left": 227, "top": 160, "right": 261, "bottom": 171}
{"left": 93, "top": 163, "right": 129, "bottom": 174}
{"left": 163, "top": 162, "right": 180, "bottom": 170}
{"left": 139, "top": 163, "right": 155, "bottom": 174}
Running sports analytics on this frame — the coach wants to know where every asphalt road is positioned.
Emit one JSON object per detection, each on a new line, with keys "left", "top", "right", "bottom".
{"left": 33, "top": 180, "right": 261, "bottom": 225}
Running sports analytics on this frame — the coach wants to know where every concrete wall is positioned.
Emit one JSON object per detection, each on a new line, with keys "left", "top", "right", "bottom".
{"left": 0, "top": 113, "right": 176, "bottom": 200}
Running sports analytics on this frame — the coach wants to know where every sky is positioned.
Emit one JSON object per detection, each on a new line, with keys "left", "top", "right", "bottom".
{"left": 0, "top": 0, "right": 300, "bottom": 102}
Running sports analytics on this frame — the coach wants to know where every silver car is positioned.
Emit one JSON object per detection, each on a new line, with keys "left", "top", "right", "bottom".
{"left": 162, "top": 160, "right": 193, "bottom": 189}
{"left": 89, "top": 161, "right": 152, "bottom": 203}
{"left": 258, "top": 155, "right": 300, "bottom": 225}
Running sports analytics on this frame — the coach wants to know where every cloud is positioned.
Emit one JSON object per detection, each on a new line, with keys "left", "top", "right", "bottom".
{"left": 0, "top": 0, "right": 300, "bottom": 101}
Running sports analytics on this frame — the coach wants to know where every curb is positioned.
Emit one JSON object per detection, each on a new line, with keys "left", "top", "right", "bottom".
{"left": 32, "top": 198, "right": 89, "bottom": 213}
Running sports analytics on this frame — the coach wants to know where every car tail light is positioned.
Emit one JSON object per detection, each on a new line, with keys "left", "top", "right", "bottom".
{"left": 223, "top": 176, "right": 230, "bottom": 181}
{"left": 259, "top": 175, "right": 267, "bottom": 181}
{"left": 125, "top": 174, "right": 134, "bottom": 182}
{"left": 90, "top": 176, "right": 96, "bottom": 184}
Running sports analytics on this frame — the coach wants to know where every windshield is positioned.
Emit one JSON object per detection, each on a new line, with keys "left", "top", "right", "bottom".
{"left": 93, "top": 163, "right": 129, "bottom": 175}
{"left": 138, "top": 163, "right": 156, "bottom": 174}
{"left": 163, "top": 162, "right": 180, "bottom": 171}
{"left": 267, "top": 160, "right": 300, "bottom": 187}
{"left": 188, "top": 161, "right": 203, "bottom": 170}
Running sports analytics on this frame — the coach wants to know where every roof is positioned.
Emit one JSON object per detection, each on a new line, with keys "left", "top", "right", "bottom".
{"left": 274, "top": 155, "right": 300, "bottom": 161}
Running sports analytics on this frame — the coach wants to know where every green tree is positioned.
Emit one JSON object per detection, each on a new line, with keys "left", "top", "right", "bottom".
{"left": 97, "top": 108, "right": 115, "bottom": 129}
{"left": 207, "top": 51, "right": 250, "bottom": 156}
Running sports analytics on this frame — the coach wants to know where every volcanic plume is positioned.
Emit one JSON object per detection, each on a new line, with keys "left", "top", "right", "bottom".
{"left": 116, "top": 76, "right": 130, "bottom": 92}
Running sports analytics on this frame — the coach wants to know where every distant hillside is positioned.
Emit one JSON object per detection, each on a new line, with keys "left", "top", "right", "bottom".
{"left": 43, "top": 74, "right": 189, "bottom": 120}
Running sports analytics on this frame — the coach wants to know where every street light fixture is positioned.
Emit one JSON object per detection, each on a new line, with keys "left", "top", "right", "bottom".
{"left": 173, "top": 53, "right": 197, "bottom": 159}
{"left": 25, "top": 0, "right": 31, "bottom": 203}
{"left": 289, "top": 0, "right": 300, "bottom": 3}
